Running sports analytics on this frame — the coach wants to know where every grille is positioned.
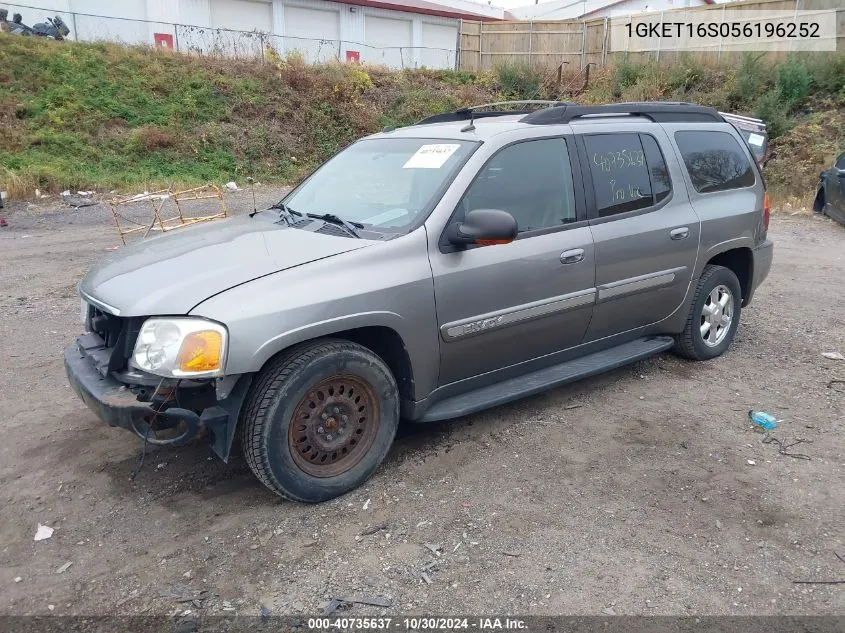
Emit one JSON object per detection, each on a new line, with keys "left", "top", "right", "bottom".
{"left": 88, "top": 306, "right": 123, "bottom": 348}
{"left": 81, "top": 303, "right": 139, "bottom": 375}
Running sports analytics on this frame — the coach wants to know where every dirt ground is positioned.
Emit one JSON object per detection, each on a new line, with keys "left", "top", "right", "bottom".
{"left": 0, "top": 190, "right": 843, "bottom": 618}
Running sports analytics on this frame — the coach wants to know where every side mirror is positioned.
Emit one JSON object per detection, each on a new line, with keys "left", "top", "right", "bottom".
{"left": 447, "top": 208, "right": 517, "bottom": 247}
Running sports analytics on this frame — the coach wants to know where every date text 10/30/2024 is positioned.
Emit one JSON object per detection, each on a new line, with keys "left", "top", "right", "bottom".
{"left": 307, "top": 617, "right": 528, "bottom": 631}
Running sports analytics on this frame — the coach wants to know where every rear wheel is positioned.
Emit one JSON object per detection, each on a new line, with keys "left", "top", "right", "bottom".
{"left": 674, "top": 265, "right": 742, "bottom": 361}
{"left": 241, "top": 339, "right": 399, "bottom": 503}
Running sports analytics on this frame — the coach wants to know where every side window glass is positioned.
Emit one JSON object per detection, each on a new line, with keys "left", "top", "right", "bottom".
{"left": 835, "top": 153, "right": 845, "bottom": 170}
{"left": 674, "top": 130, "right": 755, "bottom": 193}
{"left": 461, "top": 138, "right": 577, "bottom": 233}
{"left": 584, "top": 133, "right": 653, "bottom": 217}
{"left": 640, "top": 134, "right": 671, "bottom": 205}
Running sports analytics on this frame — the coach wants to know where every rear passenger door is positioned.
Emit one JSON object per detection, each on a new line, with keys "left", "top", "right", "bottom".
{"left": 577, "top": 127, "right": 700, "bottom": 341}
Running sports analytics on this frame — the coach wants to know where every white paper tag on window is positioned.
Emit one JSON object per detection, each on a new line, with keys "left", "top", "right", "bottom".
{"left": 403, "top": 144, "right": 460, "bottom": 169}
{"left": 747, "top": 133, "right": 765, "bottom": 147}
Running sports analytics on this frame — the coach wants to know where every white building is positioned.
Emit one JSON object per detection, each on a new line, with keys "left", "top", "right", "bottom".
{"left": 507, "top": 0, "right": 720, "bottom": 20}
{"left": 1, "top": 0, "right": 505, "bottom": 68}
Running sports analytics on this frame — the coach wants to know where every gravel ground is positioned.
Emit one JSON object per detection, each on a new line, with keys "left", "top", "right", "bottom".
{"left": 0, "top": 190, "right": 843, "bottom": 617}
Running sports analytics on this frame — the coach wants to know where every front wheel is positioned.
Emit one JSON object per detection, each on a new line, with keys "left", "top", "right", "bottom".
{"left": 674, "top": 265, "right": 742, "bottom": 361}
{"left": 241, "top": 339, "right": 399, "bottom": 503}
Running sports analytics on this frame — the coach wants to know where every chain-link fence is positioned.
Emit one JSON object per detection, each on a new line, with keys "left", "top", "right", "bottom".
{"left": 0, "top": 1, "right": 458, "bottom": 69}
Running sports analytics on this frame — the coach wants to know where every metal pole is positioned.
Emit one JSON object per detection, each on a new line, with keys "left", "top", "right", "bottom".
{"left": 70, "top": 11, "right": 78, "bottom": 41}
{"left": 528, "top": 21, "right": 533, "bottom": 68}
{"left": 580, "top": 20, "right": 586, "bottom": 70}
{"left": 174, "top": 23, "right": 179, "bottom": 52}
{"left": 718, "top": 4, "right": 725, "bottom": 59}
{"left": 602, "top": 16, "right": 608, "bottom": 65}
{"left": 656, "top": 11, "right": 663, "bottom": 63}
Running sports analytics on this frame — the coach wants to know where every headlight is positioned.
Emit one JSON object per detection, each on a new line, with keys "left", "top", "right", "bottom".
{"left": 131, "top": 318, "right": 228, "bottom": 378}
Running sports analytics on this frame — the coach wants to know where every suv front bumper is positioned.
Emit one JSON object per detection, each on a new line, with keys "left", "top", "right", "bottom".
{"left": 64, "top": 340, "right": 250, "bottom": 459}
{"left": 64, "top": 341, "right": 158, "bottom": 433}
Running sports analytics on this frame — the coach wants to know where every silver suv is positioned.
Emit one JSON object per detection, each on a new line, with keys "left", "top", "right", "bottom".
{"left": 65, "top": 101, "right": 773, "bottom": 502}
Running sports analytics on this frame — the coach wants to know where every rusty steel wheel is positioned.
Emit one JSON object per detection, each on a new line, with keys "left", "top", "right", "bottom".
{"left": 289, "top": 374, "right": 380, "bottom": 477}
{"left": 241, "top": 339, "right": 399, "bottom": 503}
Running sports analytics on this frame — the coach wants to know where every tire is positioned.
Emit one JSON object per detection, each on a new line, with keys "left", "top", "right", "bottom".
{"left": 674, "top": 264, "right": 742, "bottom": 361}
{"left": 240, "top": 338, "right": 399, "bottom": 503}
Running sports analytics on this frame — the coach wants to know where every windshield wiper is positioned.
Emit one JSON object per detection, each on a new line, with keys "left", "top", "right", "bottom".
{"left": 263, "top": 201, "right": 303, "bottom": 224}
{"left": 306, "top": 213, "right": 364, "bottom": 238}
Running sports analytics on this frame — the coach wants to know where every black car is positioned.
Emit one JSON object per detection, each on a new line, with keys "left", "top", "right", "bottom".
{"left": 813, "top": 151, "right": 845, "bottom": 227}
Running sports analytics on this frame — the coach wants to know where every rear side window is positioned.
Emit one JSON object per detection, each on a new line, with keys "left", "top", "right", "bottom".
{"left": 675, "top": 131, "right": 755, "bottom": 193}
{"left": 583, "top": 133, "right": 671, "bottom": 218}
{"left": 836, "top": 152, "right": 845, "bottom": 170}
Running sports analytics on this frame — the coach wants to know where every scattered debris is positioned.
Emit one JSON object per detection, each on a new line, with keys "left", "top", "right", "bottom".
{"left": 452, "top": 542, "right": 462, "bottom": 553}
{"left": 323, "top": 595, "right": 393, "bottom": 615}
{"left": 55, "top": 562, "right": 73, "bottom": 574}
{"left": 14, "top": 577, "right": 22, "bottom": 583}
{"left": 747, "top": 460, "right": 756, "bottom": 466}
{"left": 322, "top": 598, "right": 345, "bottom": 616}
{"left": 762, "top": 435, "right": 811, "bottom": 460}
{"left": 34, "top": 524, "right": 53, "bottom": 541}
{"left": 224, "top": 181, "right": 240, "bottom": 191}
{"left": 421, "top": 572, "right": 433, "bottom": 584}
{"left": 601, "top": 607, "right": 616, "bottom": 616}
{"left": 501, "top": 550, "right": 521, "bottom": 557}
{"left": 793, "top": 580, "right": 845, "bottom": 585}
{"left": 749, "top": 410, "right": 780, "bottom": 431}
{"left": 424, "top": 543, "right": 442, "bottom": 556}
{"left": 360, "top": 522, "right": 388, "bottom": 536}
{"left": 461, "top": 502, "right": 471, "bottom": 509}
{"left": 821, "top": 352, "right": 845, "bottom": 361}
{"left": 835, "top": 550, "right": 845, "bottom": 565}
{"left": 416, "top": 520, "right": 431, "bottom": 528}
{"left": 564, "top": 404, "right": 583, "bottom": 410}
{"left": 715, "top": 520, "right": 722, "bottom": 530}
{"left": 0, "top": 217, "right": 7, "bottom": 228}
{"left": 61, "top": 190, "right": 97, "bottom": 209}
{"left": 303, "top": 540, "right": 318, "bottom": 547}
{"left": 362, "top": 498, "right": 371, "bottom": 511}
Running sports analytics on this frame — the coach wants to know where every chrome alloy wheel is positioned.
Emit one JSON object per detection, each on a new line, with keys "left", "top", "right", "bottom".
{"left": 700, "top": 284, "right": 734, "bottom": 347}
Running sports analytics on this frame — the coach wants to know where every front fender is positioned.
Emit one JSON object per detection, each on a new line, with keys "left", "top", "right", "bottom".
{"left": 190, "top": 229, "right": 440, "bottom": 400}
{"left": 252, "top": 311, "right": 406, "bottom": 370}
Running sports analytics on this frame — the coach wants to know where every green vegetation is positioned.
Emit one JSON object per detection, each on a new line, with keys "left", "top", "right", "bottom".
{"left": 1, "top": 35, "right": 843, "bottom": 203}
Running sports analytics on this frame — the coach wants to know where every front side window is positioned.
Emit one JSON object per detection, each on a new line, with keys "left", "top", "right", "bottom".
{"left": 674, "top": 130, "right": 755, "bottom": 193}
{"left": 284, "top": 138, "right": 477, "bottom": 231}
{"left": 835, "top": 152, "right": 845, "bottom": 170}
{"left": 459, "top": 138, "right": 577, "bottom": 233}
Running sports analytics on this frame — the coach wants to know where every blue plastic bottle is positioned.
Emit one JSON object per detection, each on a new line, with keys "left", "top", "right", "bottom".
{"left": 749, "top": 410, "right": 779, "bottom": 431}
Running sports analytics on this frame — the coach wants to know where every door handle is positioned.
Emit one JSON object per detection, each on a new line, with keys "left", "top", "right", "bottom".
{"left": 560, "top": 248, "right": 585, "bottom": 264}
{"left": 670, "top": 227, "right": 690, "bottom": 240}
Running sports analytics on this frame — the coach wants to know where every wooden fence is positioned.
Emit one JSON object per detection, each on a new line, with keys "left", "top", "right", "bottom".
{"left": 458, "top": 0, "right": 845, "bottom": 72}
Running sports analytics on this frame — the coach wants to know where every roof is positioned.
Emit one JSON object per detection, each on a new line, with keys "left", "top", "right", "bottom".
{"left": 338, "top": 0, "right": 505, "bottom": 20}
{"left": 373, "top": 101, "right": 727, "bottom": 141}
{"left": 509, "top": 0, "right": 714, "bottom": 21}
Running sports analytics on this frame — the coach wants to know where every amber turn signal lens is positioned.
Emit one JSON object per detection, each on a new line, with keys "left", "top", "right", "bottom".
{"left": 177, "top": 330, "right": 223, "bottom": 373}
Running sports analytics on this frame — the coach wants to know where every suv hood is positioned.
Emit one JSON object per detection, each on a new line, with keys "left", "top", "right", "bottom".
{"left": 79, "top": 215, "right": 371, "bottom": 316}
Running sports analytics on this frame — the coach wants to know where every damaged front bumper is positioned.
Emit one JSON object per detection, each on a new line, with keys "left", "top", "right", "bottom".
{"left": 63, "top": 339, "right": 251, "bottom": 461}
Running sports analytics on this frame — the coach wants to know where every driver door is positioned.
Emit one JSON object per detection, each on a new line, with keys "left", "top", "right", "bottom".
{"left": 428, "top": 136, "right": 596, "bottom": 387}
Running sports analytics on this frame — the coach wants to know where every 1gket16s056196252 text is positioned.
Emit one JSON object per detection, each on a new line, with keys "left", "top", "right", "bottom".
{"left": 625, "top": 21, "right": 821, "bottom": 39}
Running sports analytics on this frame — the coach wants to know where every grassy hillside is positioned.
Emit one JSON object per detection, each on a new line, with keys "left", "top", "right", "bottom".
{"left": 1, "top": 35, "right": 844, "bottom": 203}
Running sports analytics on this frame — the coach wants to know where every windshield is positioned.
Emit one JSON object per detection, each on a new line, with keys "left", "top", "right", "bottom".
{"left": 283, "top": 137, "right": 478, "bottom": 231}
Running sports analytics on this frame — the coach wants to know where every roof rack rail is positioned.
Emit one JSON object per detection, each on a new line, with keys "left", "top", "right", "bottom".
{"left": 520, "top": 101, "right": 723, "bottom": 125}
{"left": 414, "top": 100, "right": 574, "bottom": 126}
